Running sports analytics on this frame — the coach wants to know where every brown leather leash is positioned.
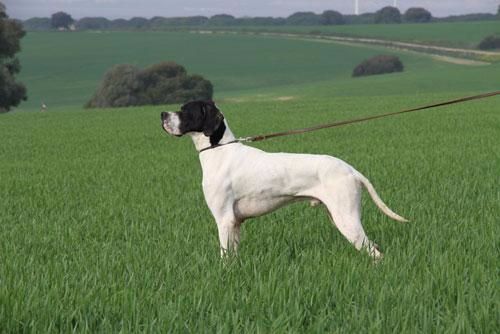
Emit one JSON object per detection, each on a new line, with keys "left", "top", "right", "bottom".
{"left": 199, "top": 90, "right": 499, "bottom": 153}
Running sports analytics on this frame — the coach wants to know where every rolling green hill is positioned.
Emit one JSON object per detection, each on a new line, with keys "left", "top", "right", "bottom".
{"left": 17, "top": 30, "right": 500, "bottom": 111}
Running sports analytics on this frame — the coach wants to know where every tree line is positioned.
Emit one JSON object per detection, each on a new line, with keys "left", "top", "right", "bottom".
{"left": 23, "top": 6, "right": 500, "bottom": 31}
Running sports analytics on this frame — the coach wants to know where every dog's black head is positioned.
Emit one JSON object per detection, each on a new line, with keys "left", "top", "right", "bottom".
{"left": 161, "top": 100, "right": 224, "bottom": 135}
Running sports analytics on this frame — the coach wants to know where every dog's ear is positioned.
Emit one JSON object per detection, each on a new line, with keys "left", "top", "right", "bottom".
{"left": 202, "top": 101, "right": 224, "bottom": 136}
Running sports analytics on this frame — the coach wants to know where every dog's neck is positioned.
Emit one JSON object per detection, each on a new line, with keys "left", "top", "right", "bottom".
{"left": 188, "top": 120, "right": 237, "bottom": 152}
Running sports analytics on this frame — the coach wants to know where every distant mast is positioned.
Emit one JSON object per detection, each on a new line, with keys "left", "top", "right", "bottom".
{"left": 354, "top": 0, "right": 359, "bottom": 15}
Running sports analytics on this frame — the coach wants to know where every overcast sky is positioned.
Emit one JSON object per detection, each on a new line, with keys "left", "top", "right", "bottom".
{"left": 4, "top": 0, "right": 500, "bottom": 20}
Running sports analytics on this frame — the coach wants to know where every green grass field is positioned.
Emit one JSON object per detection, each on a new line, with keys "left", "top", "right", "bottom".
{"left": 1, "top": 29, "right": 499, "bottom": 332}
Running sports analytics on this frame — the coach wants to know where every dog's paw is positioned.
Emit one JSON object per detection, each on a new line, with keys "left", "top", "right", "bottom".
{"left": 369, "top": 243, "right": 383, "bottom": 263}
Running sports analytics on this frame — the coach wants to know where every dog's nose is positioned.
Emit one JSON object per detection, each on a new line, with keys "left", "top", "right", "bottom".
{"left": 161, "top": 112, "right": 168, "bottom": 120}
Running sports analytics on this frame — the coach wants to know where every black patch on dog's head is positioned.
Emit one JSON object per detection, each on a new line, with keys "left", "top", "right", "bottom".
{"left": 176, "top": 100, "right": 225, "bottom": 142}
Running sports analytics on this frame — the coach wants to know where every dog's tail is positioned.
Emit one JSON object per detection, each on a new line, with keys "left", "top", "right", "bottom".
{"left": 355, "top": 172, "right": 409, "bottom": 223}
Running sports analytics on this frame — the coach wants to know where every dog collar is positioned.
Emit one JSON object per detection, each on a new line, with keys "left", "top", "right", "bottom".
{"left": 198, "top": 140, "right": 240, "bottom": 153}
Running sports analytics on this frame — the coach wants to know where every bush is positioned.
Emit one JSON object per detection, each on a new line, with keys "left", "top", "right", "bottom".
{"left": 128, "top": 17, "right": 149, "bottom": 29}
{"left": 374, "top": 6, "right": 401, "bottom": 24}
{"left": 435, "top": 13, "right": 495, "bottom": 23}
{"left": 22, "top": 17, "right": 51, "bottom": 31}
{"left": 321, "top": 10, "right": 345, "bottom": 25}
{"left": 208, "top": 14, "right": 236, "bottom": 26}
{"left": 478, "top": 35, "right": 500, "bottom": 50}
{"left": 352, "top": 55, "right": 404, "bottom": 77}
{"left": 109, "top": 19, "right": 129, "bottom": 30}
{"left": 86, "top": 62, "right": 213, "bottom": 108}
{"left": 286, "top": 12, "right": 322, "bottom": 25}
{"left": 344, "top": 13, "right": 376, "bottom": 24}
{"left": 239, "top": 17, "right": 285, "bottom": 26}
{"left": 404, "top": 7, "right": 432, "bottom": 23}
{"left": 76, "top": 17, "right": 110, "bottom": 30}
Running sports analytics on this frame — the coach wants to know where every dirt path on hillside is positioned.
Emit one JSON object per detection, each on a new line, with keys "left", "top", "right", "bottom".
{"left": 286, "top": 36, "right": 490, "bottom": 66}
{"left": 194, "top": 30, "right": 498, "bottom": 66}
{"left": 261, "top": 32, "right": 496, "bottom": 66}
{"left": 429, "top": 55, "right": 489, "bottom": 66}
{"left": 312, "top": 34, "right": 499, "bottom": 57}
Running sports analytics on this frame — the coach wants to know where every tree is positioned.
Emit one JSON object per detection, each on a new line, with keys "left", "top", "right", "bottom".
{"left": 128, "top": 17, "right": 149, "bottom": 29}
{"left": 374, "top": 6, "right": 401, "bottom": 24}
{"left": 149, "top": 16, "right": 168, "bottom": 29}
{"left": 76, "top": 17, "right": 110, "bottom": 30}
{"left": 239, "top": 16, "right": 285, "bottom": 26}
{"left": 86, "top": 64, "right": 140, "bottom": 107}
{"left": 22, "top": 17, "right": 51, "bottom": 31}
{"left": 110, "top": 18, "right": 129, "bottom": 30}
{"left": 175, "top": 16, "right": 209, "bottom": 26}
{"left": 86, "top": 62, "right": 213, "bottom": 108}
{"left": 139, "top": 62, "right": 212, "bottom": 104}
{"left": 286, "top": 12, "right": 322, "bottom": 25}
{"left": 404, "top": 7, "right": 432, "bottom": 23}
{"left": 321, "top": 10, "right": 345, "bottom": 25}
{"left": 51, "top": 11, "right": 74, "bottom": 29}
{"left": 0, "top": 2, "right": 27, "bottom": 112}
{"left": 344, "top": 13, "right": 376, "bottom": 24}
{"left": 209, "top": 14, "right": 236, "bottom": 26}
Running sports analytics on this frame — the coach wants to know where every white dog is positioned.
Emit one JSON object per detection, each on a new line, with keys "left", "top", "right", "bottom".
{"left": 161, "top": 100, "right": 408, "bottom": 259}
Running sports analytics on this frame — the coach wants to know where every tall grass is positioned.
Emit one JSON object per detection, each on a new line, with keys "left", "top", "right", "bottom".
{"left": 1, "top": 93, "right": 498, "bottom": 331}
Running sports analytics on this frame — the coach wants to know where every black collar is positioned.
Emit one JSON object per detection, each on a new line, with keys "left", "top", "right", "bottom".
{"left": 198, "top": 140, "right": 240, "bottom": 153}
{"left": 199, "top": 120, "right": 238, "bottom": 153}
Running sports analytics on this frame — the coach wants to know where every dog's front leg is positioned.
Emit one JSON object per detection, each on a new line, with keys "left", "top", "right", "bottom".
{"left": 202, "top": 180, "right": 241, "bottom": 257}
{"left": 216, "top": 217, "right": 241, "bottom": 257}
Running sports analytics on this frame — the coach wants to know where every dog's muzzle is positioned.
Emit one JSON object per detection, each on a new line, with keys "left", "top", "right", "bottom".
{"left": 161, "top": 112, "right": 182, "bottom": 136}
{"left": 160, "top": 112, "right": 170, "bottom": 133}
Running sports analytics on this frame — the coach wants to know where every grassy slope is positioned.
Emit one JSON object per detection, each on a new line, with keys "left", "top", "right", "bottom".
{"left": 18, "top": 31, "right": 386, "bottom": 110}
{"left": 2, "top": 31, "right": 499, "bottom": 332}
{"left": 216, "top": 21, "right": 500, "bottom": 49}
{"left": 17, "top": 30, "right": 500, "bottom": 111}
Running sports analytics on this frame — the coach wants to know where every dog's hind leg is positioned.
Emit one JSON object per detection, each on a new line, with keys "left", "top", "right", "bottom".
{"left": 317, "top": 178, "right": 382, "bottom": 259}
